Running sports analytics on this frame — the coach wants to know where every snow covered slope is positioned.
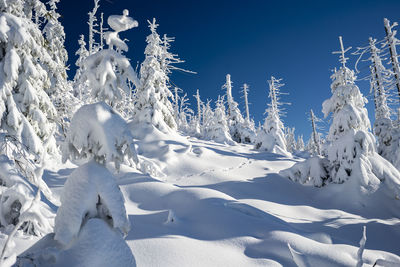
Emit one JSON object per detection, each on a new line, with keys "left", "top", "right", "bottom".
{"left": 21, "top": 124, "right": 400, "bottom": 266}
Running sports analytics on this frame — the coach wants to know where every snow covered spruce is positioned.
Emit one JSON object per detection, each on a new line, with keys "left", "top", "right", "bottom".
{"left": 280, "top": 37, "right": 400, "bottom": 201}
{"left": 255, "top": 76, "right": 289, "bottom": 155}
{"left": 222, "top": 74, "right": 255, "bottom": 143}
{"left": 0, "top": 0, "right": 59, "bottom": 158}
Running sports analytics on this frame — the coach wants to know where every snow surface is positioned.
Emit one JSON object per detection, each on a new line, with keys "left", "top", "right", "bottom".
{"left": 11, "top": 124, "right": 400, "bottom": 266}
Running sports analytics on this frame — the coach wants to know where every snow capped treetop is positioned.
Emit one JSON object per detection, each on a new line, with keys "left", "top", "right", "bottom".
{"left": 81, "top": 49, "right": 139, "bottom": 107}
{"left": 105, "top": 9, "right": 138, "bottom": 52}
{"left": 62, "top": 102, "right": 139, "bottom": 170}
{"left": 144, "top": 18, "right": 162, "bottom": 57}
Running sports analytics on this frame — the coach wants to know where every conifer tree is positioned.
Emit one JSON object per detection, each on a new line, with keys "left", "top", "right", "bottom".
{"left": 368, "top": 37, "right": 395, "bottom": 160}
{"left": 296, "top": 135, "right": 305, "bottom": 151}
{"left": 0, "top": 0, "right": 59, "bottom": 157}
{"left": 384, "top": 18, "right": 400, "bottom": 99}
{"left": 309, "top": 109, "right": 322, "bottom": 156}
{"left": 133, "top": 18, "right": 176, "bottom": 131}
{"left": 73, "top": 35, "right": 90, "bottom": 102}
{"left": 203, "top": 96, "right": 233, "bottom": 144}
{"left": 43, "top": 0, "right": 78, "bottom": 136}
{"left": 192, "top": 89, "right": 203, "bottom": 135}
{"left": 222, "top": 74, "right": 245, "bottom": 142}
{"left": 285, "top": 127, "right": 296, "bottom": 153}
{"left": 239, "top": 83, "right": 256, "bottom": 143}
{"left": 87, "top": 0, "right": 100, "bottom": 55}
{"left": 255, "top": 76, "right": 288, "bottom": 154}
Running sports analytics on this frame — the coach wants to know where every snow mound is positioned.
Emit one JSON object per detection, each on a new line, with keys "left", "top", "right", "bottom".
{"left": 17, "top": 219, "right": 135, "bottom": 267}
{"left": 62, "top": 102, "right": 139, "bottom": 170}
{"left": 57, "top": 218, "right": 135, "bottom": 267}
{"left": 54, "top": 161, "right": 130, "bottom": 246}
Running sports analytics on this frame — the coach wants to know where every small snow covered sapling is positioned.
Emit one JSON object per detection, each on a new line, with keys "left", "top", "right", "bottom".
{"left": 203, "top": 96, "right": 234, "bottom": 144}
{"left": 255, "top": 76, "right": 288, "bottom": 155}
{"left": 62, "top": 102, "right": 139, "bottom": 170}
{"left": 53, "top": 102, "right": 137, "bottom": 265}
{"left": 59, "top": 103, "right": 138, "bottom": 241}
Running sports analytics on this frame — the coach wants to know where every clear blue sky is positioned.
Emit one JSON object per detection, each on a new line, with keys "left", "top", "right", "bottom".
{"left": 59, "top": 0, "right": 400, "bottom": 141}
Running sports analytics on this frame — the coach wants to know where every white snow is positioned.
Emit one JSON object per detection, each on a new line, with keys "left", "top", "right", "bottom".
{"left": 54, "top": 160, "right": 130, "bottom": 247}
{"left": 63, "top": 102, "right": 139, "bottom": 170}
{"left": 11, "top": 126, "right": 399, "bottom": 266}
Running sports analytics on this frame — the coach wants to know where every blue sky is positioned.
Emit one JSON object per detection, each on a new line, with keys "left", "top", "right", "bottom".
{"left": 59, "top": 0, "right": 400, "bottom": 141}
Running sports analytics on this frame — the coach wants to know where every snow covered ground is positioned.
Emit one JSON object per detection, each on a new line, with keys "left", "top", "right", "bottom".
{"left": 12, "top": 125, "right": 400, "bottom": 266}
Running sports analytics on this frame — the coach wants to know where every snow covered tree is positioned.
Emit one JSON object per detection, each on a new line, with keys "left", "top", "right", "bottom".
{"left": 222, "top": 74, "right": 245, "bottom": 142}
{"left": 255, "top": 76, "right": 288, "bottom": 155}
{"left": 62, "top": 102, "right": 139, "bottom": 170}
{"left": 242, "top": 83, "right": 251, "bottom": 124}
{"left": 368, "top": 37, "right": 395, "bottom": 161}
{"left": 189, "top": 89, "right": 203, "bottom": 136}
{"left": 0, "top": 152, "right": 53, "bottom": 237}
{"left": 201, "top": 100, "right": 213, "bottom": 137}
{"left": 281, "top": 37, "right": 400, "bottom": 199}
{"left": 173, "top": 87, "right": 193, "bottom": 133}
{"left": 43, "top": 0, "right": 79, "bottom": 136}
{"left": 236, "top": 83, "right": 256, "bottom": 143}
{"left": 309, "top": 109, "right": 322, "bottom": 156}
{"left": 0, "top": 0, "right": 60, "bottom": 158}
{"left": 202, "top": 96, "right": 234, "bottom": 144}
{"left": 285, "top": 127, "right": 296, "bottom": 153}
{"left": 384, "top": 18, "right": 400, "bottom": 99}
{"left": 87, "top": 0, "right": 100, "bottom": 55}
{"left": 73, "top": 34, "right": 90, "bottom": 102}
{"left": 80, "top": 10, "right": 139, "bottom": 112}
{"left": 296, "top": 135, "right": 305, "bottom": 151}
{"left": 38, "top": 101, "right": 140, "bottom": 266}
{"left": 133, "top": 18, "right": 177, "bottom": 131}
